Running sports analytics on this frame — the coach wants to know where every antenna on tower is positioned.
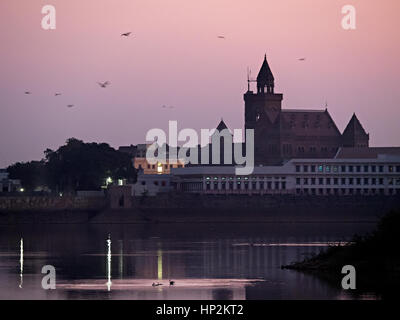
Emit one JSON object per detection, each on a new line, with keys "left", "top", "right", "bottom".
{"left": 246, "top": 67, "right": 257, "bottom": 92}
{"left": 247, "top": 67, "right": 251, "bottom": 92}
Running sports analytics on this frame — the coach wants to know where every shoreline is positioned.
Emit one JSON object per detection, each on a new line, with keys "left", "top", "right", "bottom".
{"left": 0, "top": 194, "right": 399, "bottom": 224}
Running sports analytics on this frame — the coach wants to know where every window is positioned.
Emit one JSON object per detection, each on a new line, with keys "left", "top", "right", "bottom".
{"left": 282, "top": 182, "right": 286, "bottom": 190}
{"left": 341, "top": 178, "right": 346, "bottom": 185}
{"left": 319, "top": 178, "right": 324, "bottom": 185}
{"left": 372, "top": 178, "right": 376, "bottom": 185}
{"left": 356, "top": 178, "right": 361, "bottom": 185}
{"left": 296, "top": 165, "right": 300, "bottom": 173}
{"left": 311, "top": 178, "right": 316, "bottom": 185}
{"left": 334, "top": 178, "right": 338, "bottom": 185}
{"left": 356, "top": 166, "right": 361, "bottom": 173}
{"left": 333, "top": 166, "right": 338, "bottom": 173}
{"left": 318, "top": 165, "right": 323, "bottom": 172}
{"left": 397, "top": 166, "right": 400, "bottom": 173}
{"left": 379, "top": 166, "right": 384, "bottom": 173}
{"left": 364, "top": 165, "right": 369, "bottom": 173}
{"left": 349, "top": 166, "right": 354, "bottom": 173}
{"left": 326, "top": 165, "right": 331, "bottom": 173}
{"left": 303, "top": 178, "right": 308, "bottom": 185}
{"left": 311, "top": 165, "right": 316, "bottom": 172}
{"left": 371, "top": 165, "right": 376, "bottom": 173}
{"left": 364, "top": 178, "right": 369, "bottom": 185}
{"left": 389, "top": 166, "right": 394, "bottom": 173}
{"left": 326, "top": 178, "right": 331, "bottom": 185}
{"left": 341, "top": 166, "right": 346, "bottom": 173}
{"left": 275, "top": 182, "right": 279, "bottom": 189}
{"left": 349, "top": 178, "right": 354, "bottom": 185}
{"left": 296, "top": 178, "right": 301, "bottom": 185}
{"left": 303, "top": 165, "right": 308, "bottom": 173}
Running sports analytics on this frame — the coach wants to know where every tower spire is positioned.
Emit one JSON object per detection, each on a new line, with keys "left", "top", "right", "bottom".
{"left": 257, "top": 55, "right": 274, "bottom": 93}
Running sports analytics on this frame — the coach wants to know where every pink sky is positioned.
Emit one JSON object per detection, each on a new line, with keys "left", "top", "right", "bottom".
{"left": 0, "top": 0, "right": 399, "bottom": 167}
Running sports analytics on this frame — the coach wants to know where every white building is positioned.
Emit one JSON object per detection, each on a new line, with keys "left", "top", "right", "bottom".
{"left": 170, "top": 149, "right": 400, "bottom": 196}
{"left": 132, "top": 173, "right": 173, "bottom": 196}
{"left": 128, "top": 147, "right": 400, "bottom": 196}
{"left": 0, "top": 169, "right": 22, "bottom": 193}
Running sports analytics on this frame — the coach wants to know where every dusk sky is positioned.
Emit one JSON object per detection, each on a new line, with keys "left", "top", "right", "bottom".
{"left": 0, "top": 0, "right": 399, "bottom": 167}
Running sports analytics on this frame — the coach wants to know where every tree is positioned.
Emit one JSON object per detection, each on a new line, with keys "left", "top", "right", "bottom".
{"left": 44, "top": 138, "right": 136, "bottom": 193}
{"left": 7, "top": 160, "right": 47, "bottom": 192}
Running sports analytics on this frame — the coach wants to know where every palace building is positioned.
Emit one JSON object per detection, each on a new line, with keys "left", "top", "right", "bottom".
{"left": 244, "top": 55, "right": 369, "bottom": 165}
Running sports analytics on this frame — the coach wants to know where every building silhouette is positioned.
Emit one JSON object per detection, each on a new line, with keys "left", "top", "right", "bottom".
{"left": 244, "top": 55, "right": 369, "bottom": 165}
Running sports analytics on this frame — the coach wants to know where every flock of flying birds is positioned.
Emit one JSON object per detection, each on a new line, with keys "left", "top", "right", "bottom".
{"left": 23, "top": 31, "right": 306, "bottom": 109}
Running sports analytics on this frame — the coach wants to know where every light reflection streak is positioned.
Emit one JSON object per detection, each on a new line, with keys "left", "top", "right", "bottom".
{"left": 19, "top": 238, "right": 23, "bottom": 289}
{"left": 106, "top": 235, "right": 112, "bottom": 291}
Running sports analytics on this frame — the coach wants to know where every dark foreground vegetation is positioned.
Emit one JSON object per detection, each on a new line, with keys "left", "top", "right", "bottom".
{"left": 7, "top": 138, "right": 136, "bottom": 193}
{"left": 282, "top": 210, "right": 400, "bottom": 298}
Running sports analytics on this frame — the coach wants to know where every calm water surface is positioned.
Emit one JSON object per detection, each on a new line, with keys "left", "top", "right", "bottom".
{"left": 0, "top": 222, "right": 376, "bottom": 300}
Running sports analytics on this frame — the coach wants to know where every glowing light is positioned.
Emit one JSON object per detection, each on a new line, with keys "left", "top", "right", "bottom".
{"left": 157, "top": 248, "right": 163, "bottom": 280}
{"left": 118, "top": 179, "right": 123, "bottom": 186}
{"left": 19, "top": 238, "right": 23, "bottom": 289}
{"left": 106, "top": 177, "right": 113, "bottom": 185}
{"left": 106, "top": 235, "right": 112, "bottom": 291}
{"left": 19, "top": 188, "right": 24, "bottom": 192}
{"left": 157, "top": 162, "right": 163, "bottom": 174}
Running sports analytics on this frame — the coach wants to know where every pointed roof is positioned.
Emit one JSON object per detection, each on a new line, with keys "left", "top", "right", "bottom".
{"left": 342, "top": 113, "right": 367, "bottom": 137}
{"left": 257, "top": 54, "right": 274, "bottom": 83}
{"left": 216, "top": 118, "right": 228, "bottom": 131}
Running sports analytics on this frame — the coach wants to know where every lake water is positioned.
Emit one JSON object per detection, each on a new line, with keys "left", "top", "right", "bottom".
{"left": 0, "top": 222, "right": 377, "bottom": 300}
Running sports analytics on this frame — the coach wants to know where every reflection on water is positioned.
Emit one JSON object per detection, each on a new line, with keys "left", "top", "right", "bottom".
{"left": 106, "top": 236, "right": 112, "bottom": 292}
{"left": 19, "top": 238, "right": 23, "bottom": 289}
{"left": 0, "top": 222, "right": 376, "bottom": 300}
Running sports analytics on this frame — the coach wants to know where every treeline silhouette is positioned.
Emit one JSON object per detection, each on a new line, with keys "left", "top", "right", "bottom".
{"left": 7, "top": 138, "right": 136, "bottom": 193}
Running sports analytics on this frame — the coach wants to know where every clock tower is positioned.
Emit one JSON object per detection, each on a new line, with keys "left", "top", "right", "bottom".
{"left": 244, "top": 55, "right": 283, "bottom": 165}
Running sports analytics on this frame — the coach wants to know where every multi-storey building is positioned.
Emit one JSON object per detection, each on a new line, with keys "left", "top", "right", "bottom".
{"left": 169, "top": 148, "right": 400, "bottom": 196}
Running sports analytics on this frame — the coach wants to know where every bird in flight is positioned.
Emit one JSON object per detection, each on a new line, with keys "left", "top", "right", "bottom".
{"left": 55, "top": 93, "right": 62, "bottom": 96}
{"left": 121, "top": 32, "right": 132, "bottom": 37}
{"left": 217, "top": 35, "right": 226, "bottom": 39}
{"left": 298, "top": 58, "right": 306, "bottom": 61}
{"left": 97, "top": 81, "right": 110, "bottom": 88}
{"left": 24, "top": 91, "right": 31, "bottom": 95}
{"left": 67, "top": 104, "right": 74, "bottom": 108}
{"left": 162, "top": 105, "right": 175, "bottom": 109}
